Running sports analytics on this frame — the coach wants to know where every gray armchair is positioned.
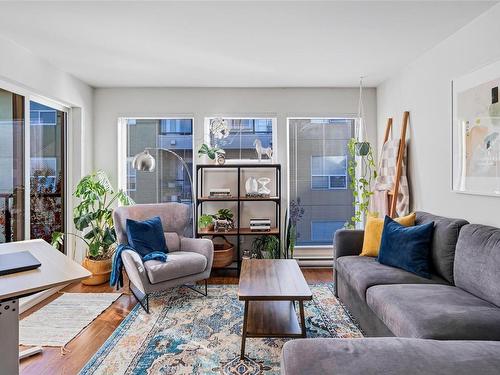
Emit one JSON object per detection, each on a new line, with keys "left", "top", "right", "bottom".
{"left": 113, "top": 202, "right": 214, "bottom": 313}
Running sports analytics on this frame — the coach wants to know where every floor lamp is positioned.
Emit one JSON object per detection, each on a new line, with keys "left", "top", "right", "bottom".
{"left": 132, "top": 148, "right": 196, "bottom": 236}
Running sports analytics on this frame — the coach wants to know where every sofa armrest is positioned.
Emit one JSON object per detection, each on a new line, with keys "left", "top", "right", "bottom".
{"left": 334, "top": 229, "right": 364, "bottom": 260}
{"left": 180, "top": 237, "right": 214, "bottom": 271}
{"left": 121, "top": 250, "right": 150, "bottom": 293}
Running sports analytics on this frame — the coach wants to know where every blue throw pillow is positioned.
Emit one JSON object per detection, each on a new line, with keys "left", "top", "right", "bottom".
{"left": 126, "top": 216, "right": 168, "bottom": 257}
{"left": 378, "top": 216, "right": 434, "bottom": 278}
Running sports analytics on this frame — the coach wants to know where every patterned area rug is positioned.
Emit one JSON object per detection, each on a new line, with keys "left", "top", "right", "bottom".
{"left": 80, "top": 284, "right": 362, "bottom": 375}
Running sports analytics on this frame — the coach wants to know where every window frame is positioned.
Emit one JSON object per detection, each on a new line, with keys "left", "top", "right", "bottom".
{"left": 204, "top": 116, "right": 277, "bottom": 164}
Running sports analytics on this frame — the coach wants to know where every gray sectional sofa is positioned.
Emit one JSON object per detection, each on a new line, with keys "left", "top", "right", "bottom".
{"left": 281, "top": 211, "right": 500, "bottom": 374}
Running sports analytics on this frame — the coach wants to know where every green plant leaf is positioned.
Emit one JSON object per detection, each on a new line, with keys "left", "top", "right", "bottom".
{"left": 51, "top": 231, "right": 64, "bottom": 249}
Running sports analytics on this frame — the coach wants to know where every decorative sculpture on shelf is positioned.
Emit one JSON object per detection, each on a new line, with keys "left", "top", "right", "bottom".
{"left": 254, "top": 139, "right": 273, "bottom": 162}
{"left": 245, "top": 177, "right": 258, "bottom": 195}
{"left": 257, "top": 177, "right": 271, "bottom": 197}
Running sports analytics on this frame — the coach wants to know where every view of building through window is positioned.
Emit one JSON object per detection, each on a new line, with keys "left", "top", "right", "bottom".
{"left": 288, "top": 118, "right": 354, "bottom": 246}
{"left": 29, "top": 101, "right": 66, "bottom": 246}
{"left": 0, "top": 93, "right": 66, "bottom": 246}
{"left": 0, "top": 88, "right": 25, "bottom": 243}
{"left": 208, "top": 118, "right": 274, "bottom": 161}
{"left": 126, "top": 118, "right": 193, "bottom": 233}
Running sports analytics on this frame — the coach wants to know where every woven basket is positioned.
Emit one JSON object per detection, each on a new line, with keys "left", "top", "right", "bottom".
{"left": 212, "top": 236, "right": 234, "bottom": 268}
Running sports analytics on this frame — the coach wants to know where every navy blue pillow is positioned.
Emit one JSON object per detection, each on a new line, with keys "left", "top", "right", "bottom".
{"left": 378, "top": 216, "right": 434, "bottom": 278}
{"left": 126, "top": 216, "right": 168, "bottom": 257}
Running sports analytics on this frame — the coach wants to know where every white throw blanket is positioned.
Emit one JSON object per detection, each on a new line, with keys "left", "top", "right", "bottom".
{"left": 370, "top": 138, "right": 410, "bottom": 217}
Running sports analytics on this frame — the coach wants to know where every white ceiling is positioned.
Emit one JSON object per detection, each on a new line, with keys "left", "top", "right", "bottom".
{"left": 0, "top": 1, "right": 496, "bottom": 88}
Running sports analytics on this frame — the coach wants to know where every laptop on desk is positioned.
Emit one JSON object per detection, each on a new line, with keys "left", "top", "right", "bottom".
{"left": 0, "top": 251, "right": 42, "bottom": 276}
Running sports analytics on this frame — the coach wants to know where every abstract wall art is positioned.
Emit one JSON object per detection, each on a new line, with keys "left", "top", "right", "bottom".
{"left": 452, "top": 60, "right": 500, "bottom": 196}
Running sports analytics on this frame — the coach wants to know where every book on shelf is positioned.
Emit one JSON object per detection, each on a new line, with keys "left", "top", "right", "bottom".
{"left": 250, "top": 218, "right": 271, "bottom": 232}
{"left": 249, "top": 226, "right": 271, "bottom": 232}
{"left": 250, "top": 218, "right": 271, "bottom": 224}
{"left": 209, "top": 188, "right": 231, "bottom": 197}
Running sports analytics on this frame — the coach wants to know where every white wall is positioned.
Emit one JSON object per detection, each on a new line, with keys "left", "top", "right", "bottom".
{"left": 0, "top": 35, "right": 94, "bottom": 176}
{"left": 377, "top": 3, "right": 500, "bottom": 227}
{"left": 0, "top": 35, "right": 94, "bottom": 259}
{"left": 93, "top": 87, "right": 377, "bottom": 199}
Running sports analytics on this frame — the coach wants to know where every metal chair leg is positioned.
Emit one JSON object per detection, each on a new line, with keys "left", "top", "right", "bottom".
{"left": 184, "top": 279, "right": 208, "bottom": 296}
{"left": 129, "top": 281, "right": 150, "bottom": 313}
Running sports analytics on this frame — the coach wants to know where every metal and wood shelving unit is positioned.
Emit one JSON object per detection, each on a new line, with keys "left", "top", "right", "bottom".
{"left": 195, "top": 163, "right": 282, "bottom": 275}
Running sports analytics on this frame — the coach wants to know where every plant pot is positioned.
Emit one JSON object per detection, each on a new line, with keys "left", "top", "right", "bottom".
{"left": 81, "top": 257, "right": 112, "bottom": 285}
{"left": 355, "top": 141, "right": 371, "bottom": 156}
{"left": 212, "top": 236, "right": 234, "bottom": 268}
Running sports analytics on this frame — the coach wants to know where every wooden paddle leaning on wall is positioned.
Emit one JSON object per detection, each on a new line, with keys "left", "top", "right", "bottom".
{"left": 382, "top": 111, "right": 409, "bottom": 218}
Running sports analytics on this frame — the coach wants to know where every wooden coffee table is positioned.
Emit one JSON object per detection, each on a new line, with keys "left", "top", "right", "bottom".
{"left": 238, "top": 259, "right": 312, "bottom": 359}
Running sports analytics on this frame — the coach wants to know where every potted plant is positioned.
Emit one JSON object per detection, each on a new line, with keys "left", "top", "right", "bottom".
{"left": 198, "top": 143, "right": 225, "bottom": 163}
{"left": 286, "top": 198, "right": 305, "bottom": 259}
{"left": 198, "top": 214, "right": 215, "bottom": 231}
{"left": 345, "top": 138, "right": 377, "bottom": 228}
{"left": 252, "top": 235, "right": 280, "bottom": 259}
{"left": 51, "top": 170, "right": 134, "bottom": 285}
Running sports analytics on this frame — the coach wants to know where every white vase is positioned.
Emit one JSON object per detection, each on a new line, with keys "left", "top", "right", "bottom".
{"left": 245, "top": 177, "right": 258, "bottom": 195}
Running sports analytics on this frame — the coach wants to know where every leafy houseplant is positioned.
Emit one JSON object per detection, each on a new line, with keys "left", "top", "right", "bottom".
{"left": 215, "top": 208, "right": 233, "bottom": 223}
{"left": 198, "top": 209, "right": 234, "bottom": 232}
{"left": 198, "top": 214, "right": 214, "bottom": 230}
{"left": 252, "top": 235, "right": 280, "bottom": 259}
{"left": 52, "top": 170, "right": 134, "bottom": 285}
{"left": 198, "top": 143, "right": 225, "bottom": 161}
{"left": 346, "top": 138, "right": 377, "bottom": 228}
{"left": 287, "top": 198, "right": 305, "bottom": 259}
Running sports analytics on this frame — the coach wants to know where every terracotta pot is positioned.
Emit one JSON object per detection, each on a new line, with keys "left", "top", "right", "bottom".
{"left": 81, "top": 257, "right": 112, "bottom": 285}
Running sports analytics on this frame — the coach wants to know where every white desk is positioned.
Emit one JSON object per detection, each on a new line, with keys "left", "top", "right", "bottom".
{"left": 0, "top": 240, "right": 91, "bottom": 375}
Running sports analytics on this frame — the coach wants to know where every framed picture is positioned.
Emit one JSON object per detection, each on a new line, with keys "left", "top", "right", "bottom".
{"left": 452, "top": 60, "right": 500, "bottom": 196}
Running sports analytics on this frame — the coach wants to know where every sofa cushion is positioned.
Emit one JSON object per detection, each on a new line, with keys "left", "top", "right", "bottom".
{"left": 360, "top": 212, "right": 416, "bottom": 257}
{"left": 126, "top": 216, "right": 168, "bottom": 256}
{"left": 336, "top": 256, "right": 446, "bottom": 302}
{"left": 366, "top": 284, "right": 500, "bottom": 340}
{"left": 454, "top": 224, "right": 500, "bottom": 307}
{"left": 144, "top": 251, "right": 207, "bottom": 284}
{"left": 415, "top": 211, "right": 468, "bottom": 284}
{"left": 378, "top": 216, "right": 434, "bottom": 278}
{"left": 281, "top": 338, "right": 500, "bottom": 375}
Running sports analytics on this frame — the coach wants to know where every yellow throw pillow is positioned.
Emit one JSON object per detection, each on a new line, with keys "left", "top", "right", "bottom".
{"left": 360, "top": 212, "right": 416, "bottom": 257}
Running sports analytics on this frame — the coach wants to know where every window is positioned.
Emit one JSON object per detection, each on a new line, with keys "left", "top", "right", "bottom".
{"left": 0, "top": 89, "right": 67, "bottom": 247}
{"left": 311, "top": 221, "right": 346, "bottom": 243}
{"left": 160, "top": 119, "right": 192, "bottom": 135}
{"left": 288, "top": 118, "right": 354, "bottom": 247}
{"left": 311, "top": 156, "right": 347, "bottom": 190}
{"left": 206, "top": 117, "right": 276, "bottom": 162}
{"left": 124, "top": 118, "right": 193, "bottom": 234}
{"left": 0, "top": 88, "right": 25, "bottom": 243}
{"left": 29, "top": 100, "right": 66, "bottom": 247}
{"left": 30, "top": 102, "right": 57, "bottom": 126}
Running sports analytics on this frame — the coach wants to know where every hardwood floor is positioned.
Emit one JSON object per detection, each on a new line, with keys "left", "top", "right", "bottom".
{"left": 19, "top": 267, "right": 333, "bottom": 375}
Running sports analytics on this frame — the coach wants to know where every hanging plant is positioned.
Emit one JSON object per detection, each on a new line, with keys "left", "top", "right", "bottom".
{"left": 346, "top": 138, "right": 377, "bottom": 228}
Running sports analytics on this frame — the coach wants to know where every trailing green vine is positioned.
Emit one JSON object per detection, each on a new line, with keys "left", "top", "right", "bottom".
{"left": 346, "top": 138, "right": 377, "bottom": 228}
